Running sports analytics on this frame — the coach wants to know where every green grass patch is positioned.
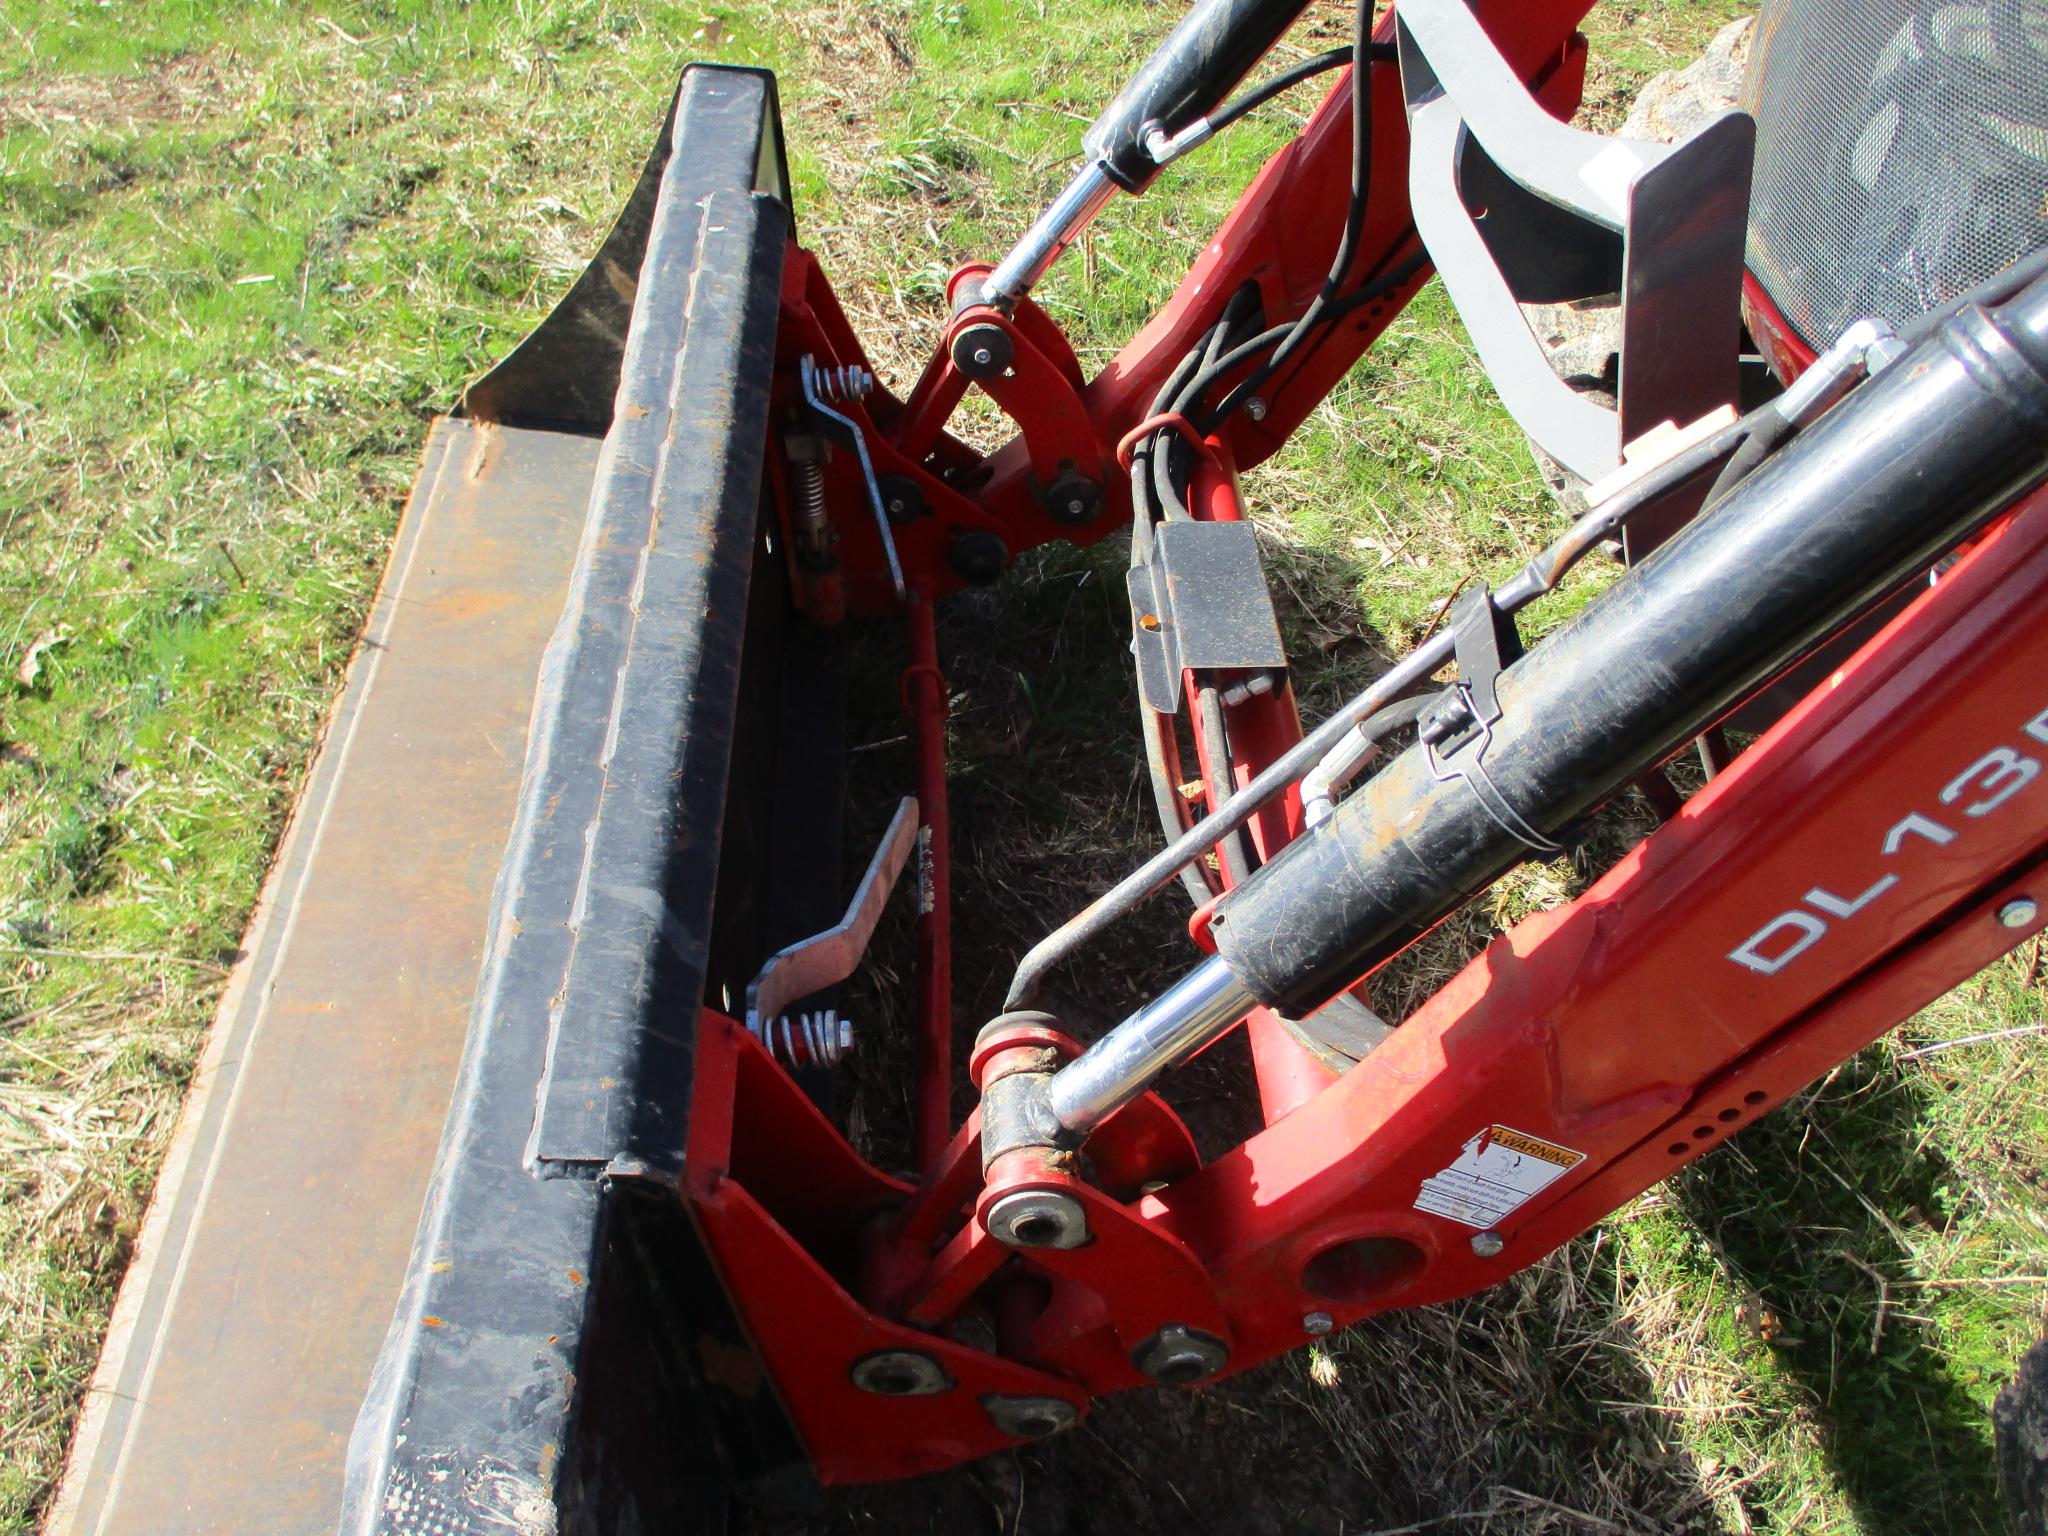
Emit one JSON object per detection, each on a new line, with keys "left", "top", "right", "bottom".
{"left": 2, "top": 1, "right": 2038, "bottom": 1532}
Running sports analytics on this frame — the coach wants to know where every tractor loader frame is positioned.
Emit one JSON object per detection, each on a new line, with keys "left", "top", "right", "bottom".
{"left": 351, "top": 0, "right": 2048, "bottom": 1517}
{"left": 49, "top": 2, "right": 2048, "bottom": 1532}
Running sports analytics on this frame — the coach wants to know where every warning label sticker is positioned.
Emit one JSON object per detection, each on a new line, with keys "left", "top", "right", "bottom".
{"left": 1414, "top": 1125, "right": 1585, "bottom": 1230}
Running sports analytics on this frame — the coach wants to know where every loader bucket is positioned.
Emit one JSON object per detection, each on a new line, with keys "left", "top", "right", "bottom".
{"left": 49, "top": 65, "right": 810, "bottom": 1535}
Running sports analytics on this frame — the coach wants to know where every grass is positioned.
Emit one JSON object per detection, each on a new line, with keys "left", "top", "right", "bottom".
{"left": 1, "top": 1, "right": 2043, "bottom": 1532}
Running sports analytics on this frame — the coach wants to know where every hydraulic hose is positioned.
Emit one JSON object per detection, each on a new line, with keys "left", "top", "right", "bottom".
{"left": 1210, "top": 276, "right": 2048, "bottom": 1014}
{"left": 1083, "top": 0, "right": 1318, "bottom": 192}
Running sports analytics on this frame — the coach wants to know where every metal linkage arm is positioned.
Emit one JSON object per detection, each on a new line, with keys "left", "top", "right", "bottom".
{"left": 1015, "top": 277, "right": 2048, "bottom": 1136}
{"left": 1002, "top": 410, "right": 1750, "bottom": 1010}
{"left": 981, "top": 0, "right": 1317, "bottom": 309}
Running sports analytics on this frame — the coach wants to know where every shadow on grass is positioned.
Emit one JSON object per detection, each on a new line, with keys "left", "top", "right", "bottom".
{"left": 760, "top": 544, "right": 1749, "bottom": 1534}
{"left": 1675, "top": 1049, "right": 2005, "bottom": 1535}
{"left": 737, "top": 1239, "right": 1744, "bottom": 1536}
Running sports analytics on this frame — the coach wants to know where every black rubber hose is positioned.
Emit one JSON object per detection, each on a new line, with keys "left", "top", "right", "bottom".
{"left": 1083, "top": 0, "right": 1319, "bottom": 192}
{"left": 1153, "top": 285, "right": 1262, "bottom": 518}
{"left": 1212, "top": 278, "right": 2048, "bottom": 1012}
{"left": 1206, "top": 43, "right": 1393, "bottom": 136}
{"left": 1701, "top": 410, "right": 1789, "bottom": 508}
{"left": 1164, "top": 299, "right": 1249, "bottom": 518}
{"left": 1142, "top": 705, "right": 1219, "bottom": 907}
{"left": 1131, "top": 341, "right": 1212, "bottom": 545}
{"left": 1178, "top": 247, "right": 1430, "bottom": 430}
{"left": 1197, "top": 683, "right": 1258, "bottom": 886}
{"left": 1201, "top": 0, "right": 1374, "bottom": 428}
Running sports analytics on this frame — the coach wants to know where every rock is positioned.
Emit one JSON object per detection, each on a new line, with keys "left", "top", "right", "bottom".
{"left": 1519, "top": 16, "right": 1757, "bottom": 506}
{"left": 1620, "top": 17, "right": 1755, "bottom": 145}
{"left": 1998, "top": 1333, "right": 2048, "bottom": 1536}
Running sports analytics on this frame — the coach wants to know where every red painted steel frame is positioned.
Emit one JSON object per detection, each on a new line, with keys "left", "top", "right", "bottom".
{"left": 682, "top": 0, "right": 2048, "bottom": 1490}
{"left": 764, "top": 0, "right": 1592, "bottom": 615}
{"left": 1182, "top": 441, "right": 1340, "bottom": 1123}
{"left": 687, "top": 492, "right": 2048, "bottom": 1482}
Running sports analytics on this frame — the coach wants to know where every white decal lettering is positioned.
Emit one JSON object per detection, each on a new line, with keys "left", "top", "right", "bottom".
{"left": 1805, "top": 876, "right": 1900, "bottom": 918}
{"left": 1730, "top": 911, "right": 1829, "bottom": 975}
{"left": 1940, "top": 746, "right": 2040, "bottom": 818}
{"left": 1732, "top": 706, "right": 2047, "bottom": 977}
{"left": 1883, "top": 812, "right": 1956, "bottom": 855}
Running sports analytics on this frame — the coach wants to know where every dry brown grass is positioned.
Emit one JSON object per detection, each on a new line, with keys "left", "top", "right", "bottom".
{"left": 10, "top": 2, "right": 2033, "bottom": 1531}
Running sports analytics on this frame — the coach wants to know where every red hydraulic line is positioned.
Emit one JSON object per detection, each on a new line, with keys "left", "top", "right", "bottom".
{"left": 903, "top": 591, "right": 953, "bottom": 1170}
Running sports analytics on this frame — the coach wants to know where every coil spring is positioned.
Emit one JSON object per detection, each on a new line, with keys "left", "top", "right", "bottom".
{"left": 810, "top": 363, "right": 875, "bottom": 403}
{"left": 752, "top": 1009, "right": 854, "bottom": 1068}
{"left": 796, "top": 455, "right": 829, "bottom": 533}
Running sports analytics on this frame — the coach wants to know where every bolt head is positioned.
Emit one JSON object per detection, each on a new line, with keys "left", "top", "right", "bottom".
{"left": 1999, "top": 897, "right": 2038, "bottom": 930}
{"left": 1246, "top": 395, "right": 1267, "bottom": 421}
{"left": 1302, "top": 1311, "right": 1335, "bottom": 1337}
{"left": 948, "top": 528, "right": 1009, "bottom": 586}
{"left": 1041, "top": 473, "right": 1101, "bottom": 527}
{"left": 951, "top": 324, "right": 1013, "bottom": 378}
{"left": 1134, "top": 1323, "right": 1229, "bottom": 1385}
{"left": 982, "top": 1393, "right": 1079, "bottom": 1440}
{"left": 985, "top": 1188, "right": 1089, "bottom": 1249}
{"left": 1470, "top": 1230, "right": 1505, "bottom": 1258}
{"left": 850, "top": 1349, "right": 952, "bottom": 1397}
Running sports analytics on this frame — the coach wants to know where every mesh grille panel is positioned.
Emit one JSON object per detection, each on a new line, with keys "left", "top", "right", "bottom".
{"left": 1744, "top": 0, "right": 2048, "bottom": 348}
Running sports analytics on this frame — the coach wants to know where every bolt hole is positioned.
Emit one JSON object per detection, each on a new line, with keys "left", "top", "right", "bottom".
{"left": 1718, "top": 1108, "right": 1741, "bottom": 1123}
{"left": 1666, "top": 1142, "right": 1689, "bottom": 1156}
{"left": 1300, "top": 1236, "right": 1426, "bottom": 1304}
{"left": 1019, "top": 1414, "right": 1060, "bottom": 1437}
{"left": 1138, "top": 612, "right": 1162, "bottom": 632}
{"left": 1692, "top": 1125, "right": 1714, "bottom": 1140}
{"left": 1155, "top": 1358, "right": 1206, "bottom": 1387}
{"left": 873, "top": 1370, "right": 916, "bottom": 1395}
{"left": 1744, "top": 1090, "right": 1767, "bottom": 1105}
{"left": 1012, "top": 1213, "right": 1061, "bottom": 1245}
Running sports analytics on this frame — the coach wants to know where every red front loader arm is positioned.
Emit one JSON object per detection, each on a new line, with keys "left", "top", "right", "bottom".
{"left": 679, "top": 0, "right": 2048, "bottom": 1484}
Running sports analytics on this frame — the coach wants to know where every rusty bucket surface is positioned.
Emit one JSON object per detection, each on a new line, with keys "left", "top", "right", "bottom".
{"left": 51, "top": 64, "right": 799, "bottom": 1536}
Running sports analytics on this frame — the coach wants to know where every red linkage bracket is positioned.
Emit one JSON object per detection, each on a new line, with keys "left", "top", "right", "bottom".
{"left": 685, "top": 1010, "right": 1090, "bottom": 1481}
{"left": 976, "top": 1159, "right": 1233, "bottom": 1391}
{"left": 944, "top": 299, "right": 1112, "bottom": 530}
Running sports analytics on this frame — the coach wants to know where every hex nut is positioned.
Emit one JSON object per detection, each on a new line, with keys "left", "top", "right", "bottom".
{"left": 1470, "top": 1230, "right": 1505, "bottom": 1258}
{"left": 983, "top": 1393, "right": 1079, "bottom": 1440}
{"left": 1133, "top": 1323, "right": 1228, "bottom": 1386}
{"left": 948, "top": 529, "right": 1009, "bottom": 586}
{"left": 1041, "top": 472, "right": 1102, "bottom": 527}
{"left": 951, "top": 323, "right": 1014, "bottom": 379}
{"left": 850, "top": 1349, "right": 952, "bottom": 1397}
{"left": 879, "top": 474, "right": 929, "bottom": 525}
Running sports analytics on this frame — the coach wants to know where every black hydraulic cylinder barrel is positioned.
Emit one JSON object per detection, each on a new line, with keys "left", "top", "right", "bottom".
{"left": 1211, "top": 281, "right": 2048, "bottom": 1014}
{"left": 1084, "top": 0, "right": 1315, "bottom": 191}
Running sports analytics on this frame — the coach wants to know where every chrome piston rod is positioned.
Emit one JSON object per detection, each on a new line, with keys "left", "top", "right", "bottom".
{"left": 1019, "top": 324, "right": 1909, "bottom": 1130}
{"left": 980, "top": 160, "right": 1120, "bottom": 310}
{"left": 1042, "top": 955, "right": 1258, "bottom": 1137}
